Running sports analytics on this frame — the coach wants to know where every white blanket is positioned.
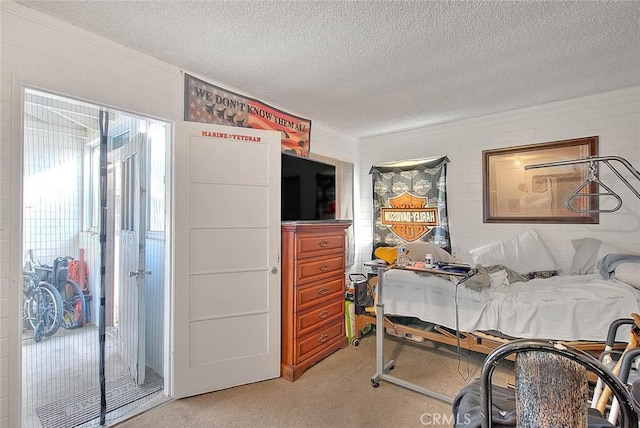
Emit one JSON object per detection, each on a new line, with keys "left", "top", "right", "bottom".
{"left": 381, "top": 270, "right": 640, "bottom": 342}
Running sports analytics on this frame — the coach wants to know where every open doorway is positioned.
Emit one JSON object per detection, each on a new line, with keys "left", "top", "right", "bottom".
{"left": 21, "top": 88, "right": 169, "bottom": 427}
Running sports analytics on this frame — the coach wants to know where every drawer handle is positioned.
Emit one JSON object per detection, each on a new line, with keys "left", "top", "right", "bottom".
{"left": 318, "top": 264, "right": 329, "bottom": 271}
{"left": 318, "top": 240, "right": 329, "bottom": 247}
{"left": 318, "top": 287, "right": 329, "bottom": 295}
{"left": 317, "top": 334, "right": 329, "bottom": 343}
{"left": 318, "top": 310, "right": 329, "bottom": 319}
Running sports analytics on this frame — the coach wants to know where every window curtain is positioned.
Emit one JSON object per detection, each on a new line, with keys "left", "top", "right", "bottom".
{"left": 370, "top": 156, "right": 451, "bottom": 253}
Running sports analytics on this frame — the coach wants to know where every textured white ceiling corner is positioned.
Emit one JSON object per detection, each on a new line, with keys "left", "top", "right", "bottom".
{"left": 17, "top": 0, "right": 640, "bottom": 139}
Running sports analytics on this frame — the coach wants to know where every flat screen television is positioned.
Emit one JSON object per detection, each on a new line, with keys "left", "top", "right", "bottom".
{"left": 281, "top": 154, "right": 336, "bottom": 221}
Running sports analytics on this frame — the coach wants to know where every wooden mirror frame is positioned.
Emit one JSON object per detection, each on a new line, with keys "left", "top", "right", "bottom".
{"left": 483, "top": 136, "right": 599, "bottom": 224}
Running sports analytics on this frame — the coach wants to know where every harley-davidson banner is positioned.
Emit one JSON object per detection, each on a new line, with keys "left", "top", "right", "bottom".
{"left": 370, "top": 156, "right": 451, "bottom": 253}
{"left": 381, "top": 193, "right": 439, "bottom": 242}
{"left": 184, "top": 74, "right": 312, "bottom": 156}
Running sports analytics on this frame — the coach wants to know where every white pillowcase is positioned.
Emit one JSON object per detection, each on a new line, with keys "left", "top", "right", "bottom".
{"left": 569, "top": 237, "right": 601, "bottom": 275}
{"left": 570, "top": 237, "right": 629, "bottom": 275}
{"left": 469, "top": 229, "right": 557, "bottom": 275}
{"left": 614, "top": 263, "right": 640, "bottom": 289}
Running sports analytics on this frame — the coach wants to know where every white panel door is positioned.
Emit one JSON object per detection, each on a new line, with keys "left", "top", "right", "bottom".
{"left": 118, "top": 134, "right": 147, "bottom": 384}
{"left": 173, "top": 122, "right": 281, "bottom": 398}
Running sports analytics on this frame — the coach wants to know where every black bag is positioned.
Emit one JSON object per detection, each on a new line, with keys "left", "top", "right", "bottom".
{"left": 452, "top": 378, "right": 615, "bottom": 428}
{"left": 52, "top": 257, "right": 69, "bottom": 285}
{"left": 452, "top": 379, "right": 516, "bottom": 427}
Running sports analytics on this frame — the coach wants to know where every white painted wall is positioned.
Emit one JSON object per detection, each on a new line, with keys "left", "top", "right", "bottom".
{"left": 0, "top": 2, "right": 358, "bottom": 426}
{"left": 2, "top": 1, "right": 637, "bottom": 426}
{"left": 356, "top": 87, "right": 640, "bottom": 273}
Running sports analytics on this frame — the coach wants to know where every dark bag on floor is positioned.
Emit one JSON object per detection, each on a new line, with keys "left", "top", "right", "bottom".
{"left": 452, "top": 379, "right": 516, "bottom": 427}
{"left": 452, "top": 378, "right": 615, "bottom": 428}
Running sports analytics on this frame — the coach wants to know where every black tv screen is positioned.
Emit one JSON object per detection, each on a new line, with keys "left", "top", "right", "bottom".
{"left": 281, "top": 154, "right": 336, "bottom": 221}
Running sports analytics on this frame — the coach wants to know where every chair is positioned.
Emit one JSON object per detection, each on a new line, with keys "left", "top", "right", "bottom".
{"left": 592, "top": 314, "right": 640, "bottom": 425}
{"left": 452, "top": 338, "right": 639, "bottom": 428}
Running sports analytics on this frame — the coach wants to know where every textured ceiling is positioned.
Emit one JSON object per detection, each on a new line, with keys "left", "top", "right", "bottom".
{"left": 18, "top": 1, "right": 640, "bottom": 138}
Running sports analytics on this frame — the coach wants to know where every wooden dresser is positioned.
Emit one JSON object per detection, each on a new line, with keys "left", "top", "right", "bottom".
{"left": 281, "top": 221, "right": 352, "bottom": 381}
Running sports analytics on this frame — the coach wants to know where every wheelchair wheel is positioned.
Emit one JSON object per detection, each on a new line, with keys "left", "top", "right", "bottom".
{"left": 59, "top": 279, "right": 85, "bottom": 329}
{"left": 26, "top": 282, "right": 62, "bottom": 338}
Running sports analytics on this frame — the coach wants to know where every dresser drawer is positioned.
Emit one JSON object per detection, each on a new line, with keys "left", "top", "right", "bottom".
{"left": 296, "top": 254, "right": 344, "bottom": 285}
{"left": 296, "top": 233, "right": 345, "bottom": 259}
{"left": 296, "top": 320, "right": 345, "bottom": 363}
{"left": 296, "top": 297, "right": 344, "bottom": 338}
{"left": 296, "top": 277, "right": 344, "bottom": 312}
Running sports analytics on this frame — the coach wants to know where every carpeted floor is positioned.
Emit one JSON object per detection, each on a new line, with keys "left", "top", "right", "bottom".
{"left": 116, "top": 333, "right": 515, "bottom": 428}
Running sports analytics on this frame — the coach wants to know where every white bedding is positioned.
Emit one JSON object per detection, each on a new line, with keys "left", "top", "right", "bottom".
{"left": 381, "top": 270, "right": 640, "bottom": 342}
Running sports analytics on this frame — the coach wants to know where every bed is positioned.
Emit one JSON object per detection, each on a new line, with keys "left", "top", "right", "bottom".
{"left": 357, "top": 229, "right": 640, "bottom": 355}
{"left": 382, "top": 269, "right": 640, "bottom": 342}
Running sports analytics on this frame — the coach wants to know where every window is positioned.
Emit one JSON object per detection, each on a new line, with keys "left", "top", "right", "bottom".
{"left": 147, "top": 122, "right": 166, "bottom": 232}
{"left": 84, "top": 139, "right": 100, "bottom": 231}
{"left": 111, "top": 130, "right": 129, "bottom": 151}
{"left": 121, "top": 153, "right": 136, "bottom": 231}
{"left": 84, "top": 117, "right": 167, "bottom": 234}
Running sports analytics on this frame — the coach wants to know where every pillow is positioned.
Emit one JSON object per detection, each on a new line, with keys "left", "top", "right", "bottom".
{"left": 570, "top": 238, "right": 601, "bottom": 275}
{"left": 614, "top": 263, "right": 640, "bottom": 289}
{"left": 469, "top": 229, "right": 557, "bottom": 275}
{"left": 598, "top": 254, "right": 640, "bottom": 278}
{"left": 570, "top": 238, "right": 629, "bottom": 275}
{"left": 597, "top": 241, "right": 630, "bottom": 265}
{"left": 404, "top": 240, "right": 454, "bottom": 263}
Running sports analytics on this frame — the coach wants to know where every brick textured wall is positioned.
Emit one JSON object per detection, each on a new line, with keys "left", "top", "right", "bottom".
{"left": 355, "top": 87, "right": 640, "bottom": 273}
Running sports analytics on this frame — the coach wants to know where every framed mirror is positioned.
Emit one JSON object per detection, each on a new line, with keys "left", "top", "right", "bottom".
{"left": 483, "top": 136, "right": 599, "bottom": 223}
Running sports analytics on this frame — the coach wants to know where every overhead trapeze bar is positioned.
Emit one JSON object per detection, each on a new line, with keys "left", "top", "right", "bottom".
{"left": 524, "top": 155, "right": 640, "bottom": 214}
